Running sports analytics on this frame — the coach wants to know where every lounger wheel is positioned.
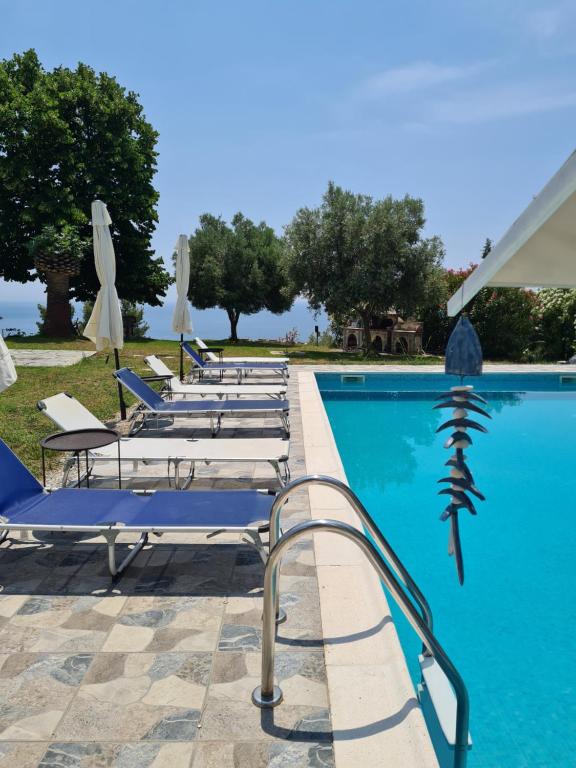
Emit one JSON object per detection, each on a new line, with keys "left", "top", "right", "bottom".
{"left": 252, "top": 685, "right": 283, "bottom": 708}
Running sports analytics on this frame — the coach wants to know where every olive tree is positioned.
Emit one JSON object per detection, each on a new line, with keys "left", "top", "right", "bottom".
{"left": 188, "top": 212, "right": 294, "bottom": 341}
{"left": 286, "top": 182, "right": 445, "bottom": 351}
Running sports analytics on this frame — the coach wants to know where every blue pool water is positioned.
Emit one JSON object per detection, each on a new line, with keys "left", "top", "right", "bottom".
{"left": 318, "top": 372, "right": 576, "bottom": 768}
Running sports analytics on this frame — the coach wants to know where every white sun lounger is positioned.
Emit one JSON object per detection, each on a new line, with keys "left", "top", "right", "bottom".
{"left": 144, "top": 355, "right": 287, "bottom": 399}
{"left": 195, "top": 337, "right": 289, "bottom": 364}
{"left": 37, "top": 393, "right": 291, "bottom": 488}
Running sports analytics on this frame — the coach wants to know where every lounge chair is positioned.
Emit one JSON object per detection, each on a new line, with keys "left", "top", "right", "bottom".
{"left": 144, "top": 355, "right": 287, "bottom": 400}
{"left": 182, "top": 342, "right": 288, "bottom": 385}
{"left": 195, "top": 336, "right": 289, "bottom": 364}
{"left": 113, "top": 367, "right": 290, "bottom": 437}
{"left": 37, "top": 393, "right": 291, "bottom": 488}
{"left": 0, "top": 438, "right": 275, "bottom": 576}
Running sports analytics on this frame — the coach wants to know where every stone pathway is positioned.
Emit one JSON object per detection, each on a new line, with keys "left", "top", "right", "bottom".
{"left": 0, "top": 372, "right": 334, "bottom": 767}
{"left": 9, "top": 350, "right": 97, "bottom": 367}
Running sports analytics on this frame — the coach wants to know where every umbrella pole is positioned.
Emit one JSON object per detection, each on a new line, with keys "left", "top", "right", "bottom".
{"left": 179, "top": 334, "right": 184, "bottom": 382}
{"left": 114, "top": 348, "right": 127, "bottom": 420}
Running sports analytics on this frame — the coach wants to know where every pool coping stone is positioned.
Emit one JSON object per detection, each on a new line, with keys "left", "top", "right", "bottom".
{"left": 298, "top": 369, "right": 440, "bottom": 768}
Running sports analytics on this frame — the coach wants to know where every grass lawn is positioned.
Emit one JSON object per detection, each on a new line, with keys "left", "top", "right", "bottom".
{"left": 7, "top": 334, "right": 445, "bottom": 364}
{"left": 2, "top": 336, "right": 443, "bottom": 478}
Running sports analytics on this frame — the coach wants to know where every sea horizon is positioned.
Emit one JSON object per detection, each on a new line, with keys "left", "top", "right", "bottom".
{"left": 0, "top": 299, "right": 329, "bottom": 342}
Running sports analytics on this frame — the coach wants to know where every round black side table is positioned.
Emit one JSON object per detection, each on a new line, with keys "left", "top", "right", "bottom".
{"left": 40, "top": 428, "right": 121, "bottom": 489}
{"left": 197, "top": 347, "right": 225, "bottom": 381}
{"left": 199, "top": 347, "right": 224, "bottom": 363}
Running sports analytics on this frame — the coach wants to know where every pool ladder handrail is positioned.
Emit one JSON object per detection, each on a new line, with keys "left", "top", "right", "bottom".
{"left": 269, "top": 475, "right": 434, "bottom": 636}
{"left": 253, "top": 475, "right": 470, "bottom": 768}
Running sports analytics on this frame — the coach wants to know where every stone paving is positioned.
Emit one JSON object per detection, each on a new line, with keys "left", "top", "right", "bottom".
{"left": 0, "top": 371, "right": 334, "bottom": 767}
{"left": 9, "top": 350, "right": 97, "bottom": 368}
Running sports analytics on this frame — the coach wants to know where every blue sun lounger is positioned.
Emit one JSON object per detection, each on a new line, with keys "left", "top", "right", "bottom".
{"left": 182, "top": 342, "right": 288, "bottom": 384}
{"left": 0, "top": 439, "right": 275, "bottom": 577}
{"left": 113, "top": 367, "right": 290, "bottom": 436}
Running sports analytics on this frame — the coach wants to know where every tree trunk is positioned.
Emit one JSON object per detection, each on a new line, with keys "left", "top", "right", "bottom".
{"left": 360, "top": 311, "right": 372, "bottom": 354}
{"left": 227, "top": 309, "right": 240, "bottom": 342}
{"left": 42, "top": 272, "right": 75, "bottom": 337}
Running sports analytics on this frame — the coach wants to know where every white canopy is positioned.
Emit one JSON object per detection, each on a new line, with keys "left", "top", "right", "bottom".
{"left": 448, "top": 150, "right": 576, "bottom": 316}
{"left": 0, "top": 336, "right": 17, "bottom": 393}
{"left": 172, "top": 234, "right": 192, "bottom": 335}
{"left": 83, "top": 200, "right": 124, "bottom": 351}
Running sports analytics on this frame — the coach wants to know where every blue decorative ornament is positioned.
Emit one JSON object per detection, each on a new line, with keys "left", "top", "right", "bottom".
{"left": 436, "top": 314, "right": 488, "bottom": 585}
{"left": 445, "top": 315, "right": 483, "bottom": 378}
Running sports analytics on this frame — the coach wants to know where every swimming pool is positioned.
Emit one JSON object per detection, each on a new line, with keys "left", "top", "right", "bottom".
{"left": 318, "top": 372, "right": 576, "bottom": 768}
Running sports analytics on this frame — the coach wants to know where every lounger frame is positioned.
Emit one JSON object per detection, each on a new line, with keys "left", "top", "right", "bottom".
{"left": 57, "top": 451, "right": 290, "bottom": 490}
{"left": 0, "top": 437, "right": 288, "bottom": 578}
{"left": 113, "top": 368, "right": 290, "bottom": 437}
{"left": 182, "top": 342, "right": 288, "bottom": 385}
{"left": 37, "top": 393, "right": 291, "bottom": 489}
{"left": 194, "top": 337, "right": 289, "bottom": 365}
{"left": 0, "top": 488, "right": 272, "bottom": 577}
{"left": 129, "top": 407, "right": 290, "bottom": 439}
{"left": 144, "top": 355, "right": 287, "bottom": 400}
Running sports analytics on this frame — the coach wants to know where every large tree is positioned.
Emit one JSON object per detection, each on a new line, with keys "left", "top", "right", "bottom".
{"left": 0, "top": 49, "right": 169, "bottom": 336}
{"left": 27, "top": 224, "right": 89, "bottom": 336}
{"left": 188, "top": 212, "right": 294, "bottom": 341}
{"left": 286, "top": 182, "right": 445, "bottom": 351}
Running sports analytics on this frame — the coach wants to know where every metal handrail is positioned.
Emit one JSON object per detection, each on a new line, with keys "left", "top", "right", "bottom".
{"left": 269, "top": 474, "right": 434, "bottom": 636}
{"left": 252, "top": 518, "right": 470, "bottom": 768}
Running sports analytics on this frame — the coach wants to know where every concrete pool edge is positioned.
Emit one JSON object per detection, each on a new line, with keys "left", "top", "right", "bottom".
{"left": 305, "top": 362, "right": 574, "bottom": 373}
{"left": 298, "top": 369, "right": 440, "bottom": 768}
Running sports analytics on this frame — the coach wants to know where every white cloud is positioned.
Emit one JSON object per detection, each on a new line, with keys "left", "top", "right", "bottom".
{"left": 348, "top": 56, "right": 576, "bottom": 130}
{"left": 522, "top": 3, "right": 576, "bottom": 52}
{"left": 359, "top": 61, "right": 490, "bottom": 99}
{"left": 525, "top": 8, "right": 562, "bottom": 41}
{"left": 425, "top": 82, "right": 576, "bottom": 125}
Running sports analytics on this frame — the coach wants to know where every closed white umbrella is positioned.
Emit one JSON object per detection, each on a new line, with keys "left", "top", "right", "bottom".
{"left": 84, "top": 201, "right": 124, "bottom": 351}
{"left": 172, "top": 234, "right": 192, "bottom": 335}
{"left": 172, "top": 234, "right": 192, "bottom": 380}
{"left": 83, "top": 200, "right": 126, "bottom": 417}
{"left": 0, "top": 336, "right": 17, "bottom": 393}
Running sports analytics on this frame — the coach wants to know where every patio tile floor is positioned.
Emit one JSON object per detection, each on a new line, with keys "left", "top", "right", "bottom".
{"left": 0, "top": 372, "right": 334, "bottom": 767}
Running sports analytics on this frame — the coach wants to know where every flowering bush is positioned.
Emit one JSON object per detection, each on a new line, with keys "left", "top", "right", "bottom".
{"left": 421, "top": 264, "right": 538, "bottom": 360}
{"left": 533, "top": 289, "right": 576, "bottom": 361}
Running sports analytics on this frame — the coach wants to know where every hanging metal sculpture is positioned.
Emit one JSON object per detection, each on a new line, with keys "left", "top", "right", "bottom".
{"left": 436, "top": 315, "right": 489, "bottom": 585}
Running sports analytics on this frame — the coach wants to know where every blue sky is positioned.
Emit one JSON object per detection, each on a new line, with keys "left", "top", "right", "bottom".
{"left": 1, "top": 0, "right": 575, "bottom": 302}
